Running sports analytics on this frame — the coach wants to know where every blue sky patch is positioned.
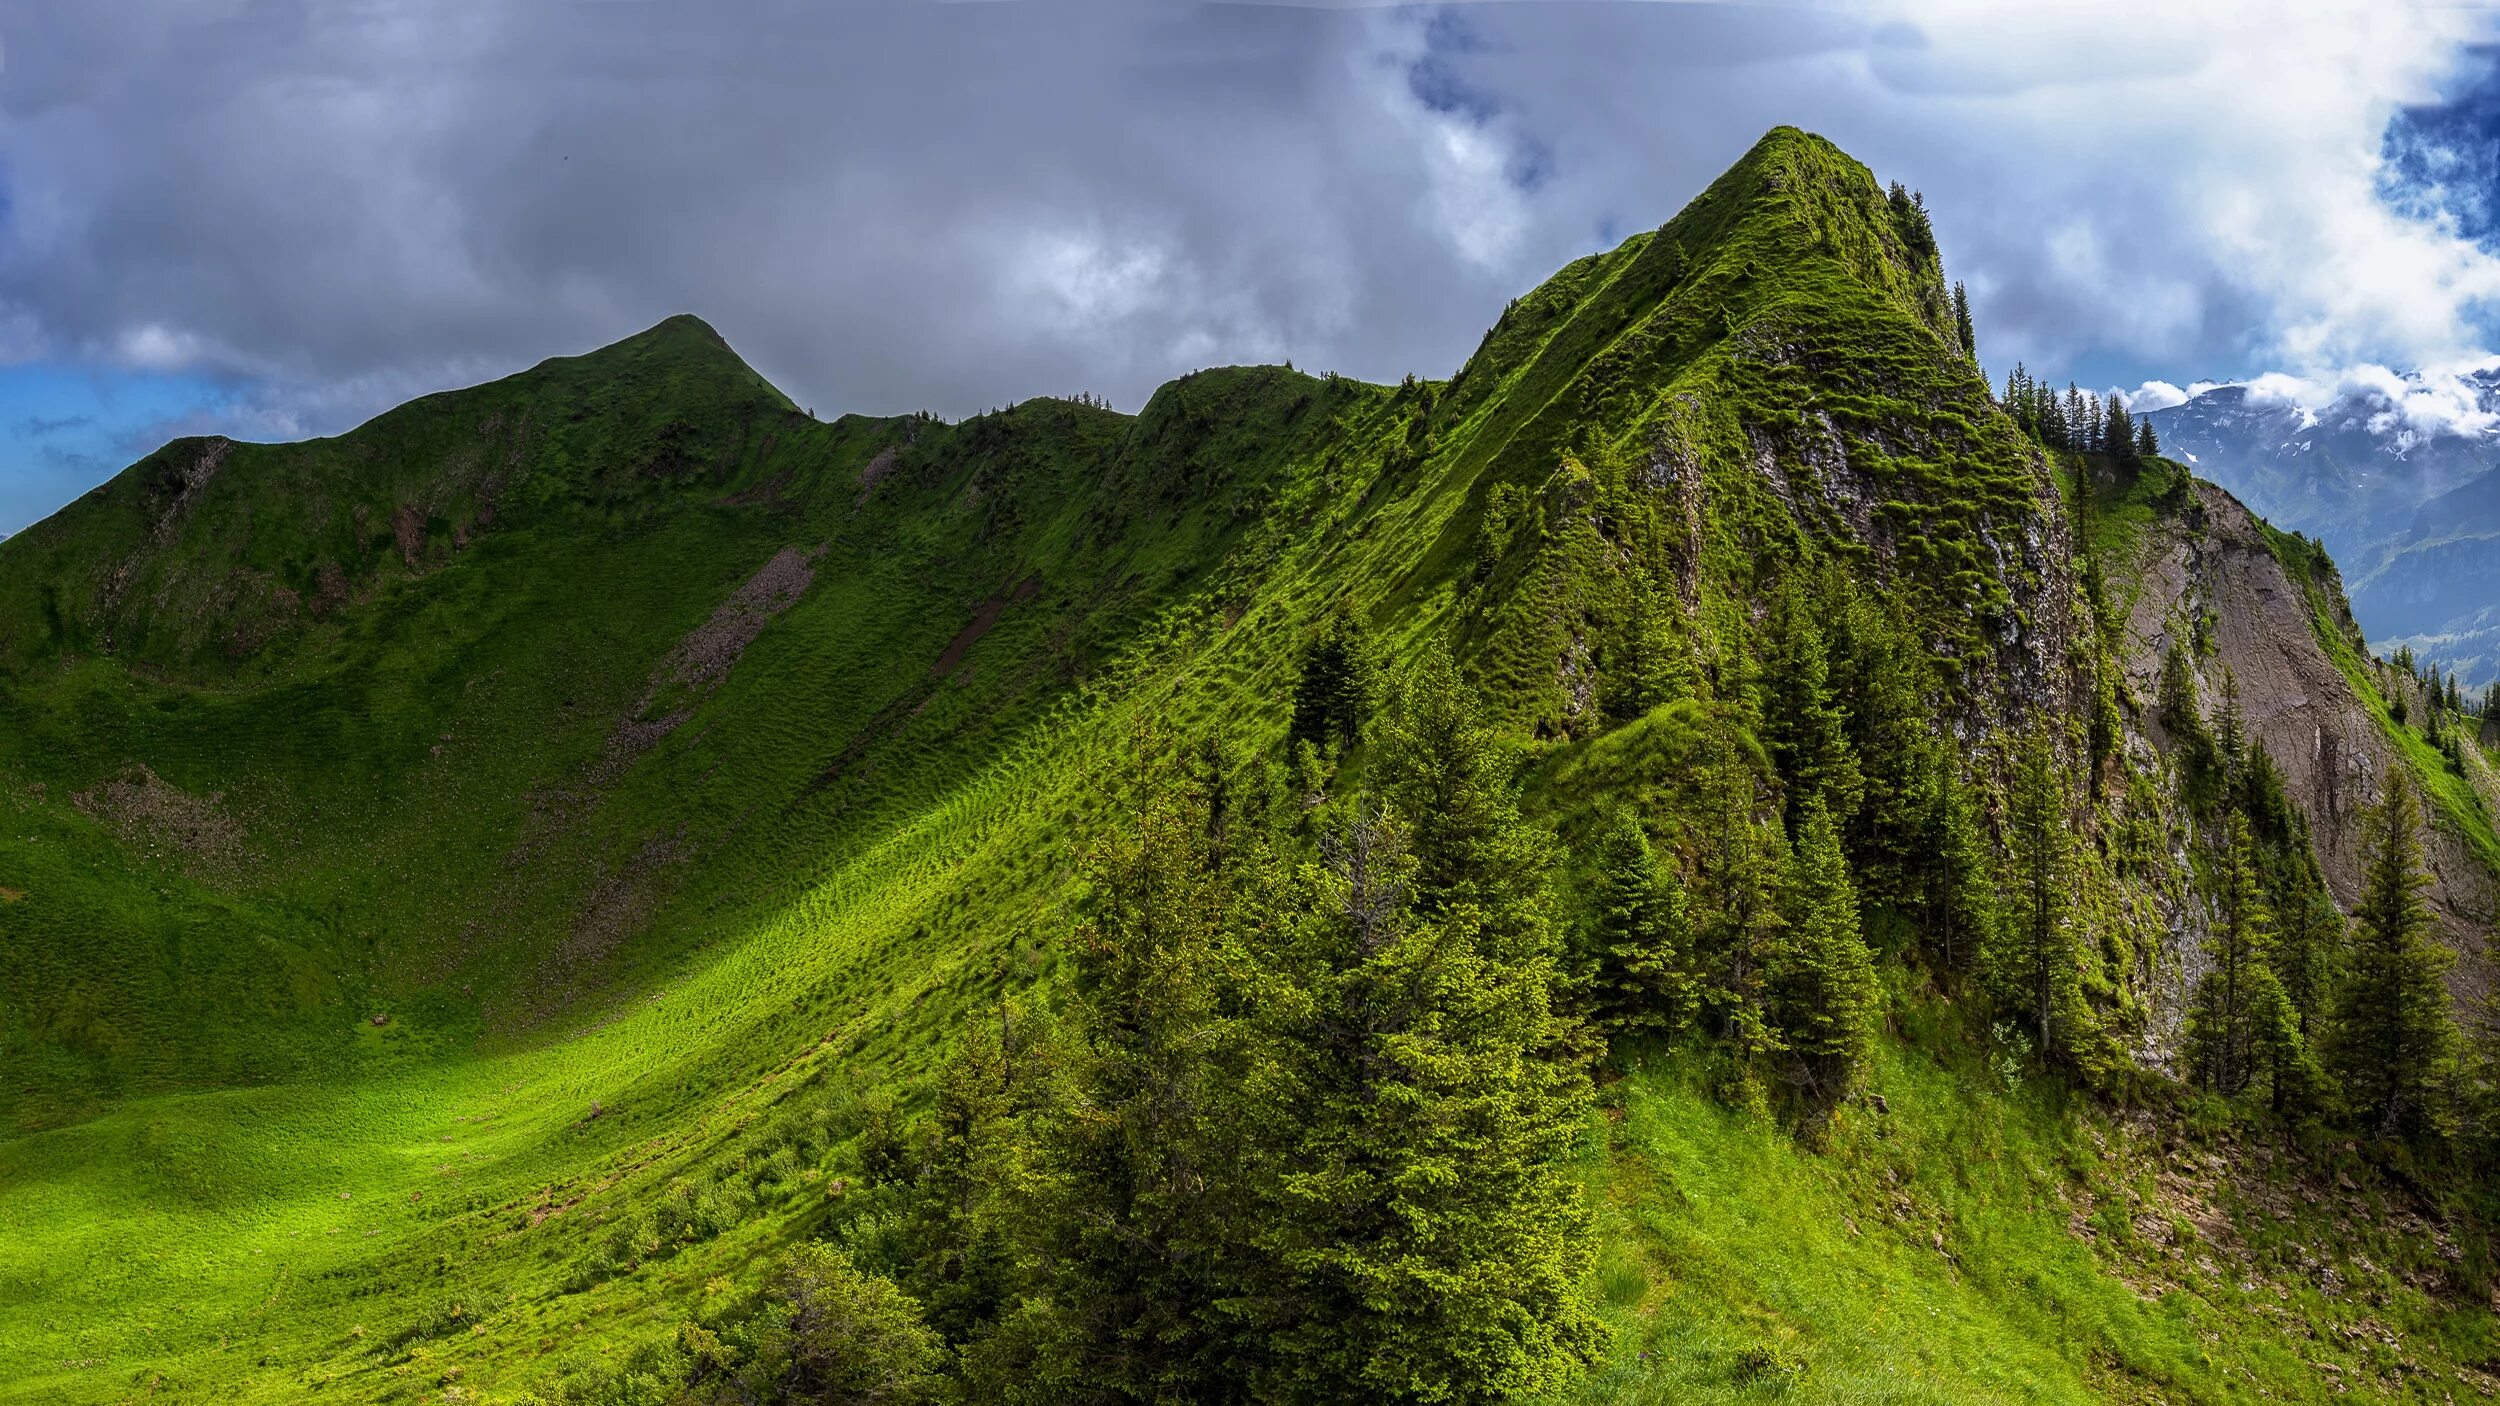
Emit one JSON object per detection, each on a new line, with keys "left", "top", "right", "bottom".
{"left": 0, "top": 365, "right": 249, "bottom": 537}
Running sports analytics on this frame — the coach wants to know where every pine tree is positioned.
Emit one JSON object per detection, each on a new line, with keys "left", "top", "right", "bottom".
{"left": 2329, "top": 773, "right": 2458, "bottom": 1136}
{"left": 2458, "top": 988, "right": 2500, "bottom": 1151}
{"left": 2104, "top": 393, "right": 2136, "bottom": 467}
{"left": 1923, "top": 753, "right": 2001, "bottom": 976}
{"left": 2136, "top": 415, "right": 2158, "bottom": 459}
{"left": 898, "top": 1014, "right": 1032, "bottom": 1344}
{"left": 1585, "top": 813, "right": 1693, "bottom": 1036}
{"left": 1033, "top": 738, "right": 1238, "bottom": 1399}
{"left": 2159, "top": 641, "right": 2220, "bottom": 810}
{"left": 1605, "top": 580, "right": 1696, "bottom": 722}
{"left": 1288, "top": 603, "right": 1378, "bottom": 752}
{"left": 2183, "top": 816, "right": 2286, "bottom": 1097}
{"left": 1373, "top": 656, "right": 1551, "bottom": 961}
{"left": 1759, "top": 581, "right": 1863, "bottom": 831}
{"left": 2275, "top": 882, "right": 2343, "bottom": 1048}
{"left": 1993, "top": 724, "right": 2093, "bottom": 1062}
{"left": 1887, "top": 181, "right": 1936, "bottom": 257}
{"left": 1952, "top": 281, "right": 1976, "bottom": 360}
{"left": 2214, "top": 668, "right": 2247, "bottom": 791}
{"left": 1822, "top": 581, "right": 1934, "bottom": 911}
{"left": 1773, "top": 799, "right": 1879, "bottom": 1094}
{"left": 1691, "top": 736, "right": 1789, "bottom": 1069}
{"left": 1230, "top": 800, "right": 1602, "bottom": 1405}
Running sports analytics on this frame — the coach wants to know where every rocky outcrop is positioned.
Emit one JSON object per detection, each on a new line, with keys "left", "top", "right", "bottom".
{"left": 2119, "top": 480, "right": 2496, "bottom": 991}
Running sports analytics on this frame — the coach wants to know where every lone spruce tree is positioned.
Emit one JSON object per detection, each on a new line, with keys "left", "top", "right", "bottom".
{"left": 2330, "top": 772, "right": 2458, "bottom": 1137}
{"left": 1774, "top": 798, "right": 1879, "bottom": 1094}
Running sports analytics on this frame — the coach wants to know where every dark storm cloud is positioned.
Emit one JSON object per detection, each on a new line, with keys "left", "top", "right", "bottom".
{"left": 0, "top": 0, "right": 1605, "bottom": 427}
{"left": 1, "top": 0, "right": 2497, "bottom": 498}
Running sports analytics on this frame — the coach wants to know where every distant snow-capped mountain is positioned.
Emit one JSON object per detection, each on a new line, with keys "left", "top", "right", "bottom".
{"left": 2146, "top": 371, "right": 2500, "bottom": 690}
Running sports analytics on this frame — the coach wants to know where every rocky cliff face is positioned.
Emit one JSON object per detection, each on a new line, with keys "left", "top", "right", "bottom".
{"left": 2118, "top": 478, "right": 2497, "bottom": 995}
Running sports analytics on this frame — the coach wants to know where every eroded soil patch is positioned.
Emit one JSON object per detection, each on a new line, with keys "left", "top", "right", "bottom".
{"left": 72, "top": 764, "right": 253, "bottom": 879}
{"left": 932, "top": 574, "right": 1041, "bottom": 677}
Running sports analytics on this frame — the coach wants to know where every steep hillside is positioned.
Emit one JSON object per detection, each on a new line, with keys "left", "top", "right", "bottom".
{"left": 2, "top": 127, "right": 2498, "bottom": 1406}
{"left": 2105, "top": 464, "right": 2498, "bottom": 988}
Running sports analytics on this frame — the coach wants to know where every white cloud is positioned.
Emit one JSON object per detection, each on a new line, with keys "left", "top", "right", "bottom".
{"left": 114, "top": 322, "right": 203, "bottom": 371}
{"left": 2198, "top": 359, "right": 2500, "bottom": 439}
{"left": 2118, "top": 380, "right": 2189, "bottom": 413}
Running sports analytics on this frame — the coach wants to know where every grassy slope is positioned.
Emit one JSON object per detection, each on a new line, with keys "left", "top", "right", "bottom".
{"left": 0, "top": 129, "right": 2491, "bottom": 1404}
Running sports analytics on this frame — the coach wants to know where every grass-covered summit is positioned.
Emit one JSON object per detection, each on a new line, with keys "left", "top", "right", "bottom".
{"left": 3, "top": 127, "right": 2498, "bottom": 1405}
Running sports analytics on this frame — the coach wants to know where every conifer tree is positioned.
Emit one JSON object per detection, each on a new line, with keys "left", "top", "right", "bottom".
{"left": 1952, "top": 281, "right": 1976, "bottom": 359}
{"left": 2104, "top": 394, "right": 2136, "bottom": 467}
{"left": 2183, "top": 816, "right": 2295, "bottom": 1097}
{"left": 2458, "top": 988, "right": 2500, "bottom": 1151}
{"left": 1606, "top": 581, "right": 1697, "bottom": 722}
{"left": 1822, "top": 581, "right": 1933, "bottom": 910}
{"left": 2214, "top": 668, "right": 2247, "bottom": 791}
{"left": 2275, "top": 883, "right": 2343, "bottom": 1048}
{"left": 1033, "top": 739, "right": 1238, "bottom": 1399}
{"left": 1759, "top": 581, "right": 1863, "bottom": 831}
{"left": 899, "top": 1015, "right": 1032, "bottom": 1344}
{"left": 2136, "top": 415, "right": 2158, "bottom": 459}
{"left": 1691, "top": 737, "right": 1789, "bottom": 1068}
{"left": 1585, "top": 813, "right": 1693, "bottom": 1036}
{"left": 2330, "top": 772, "right": 2458, "bottom": 1136}
{"left": 1230, "top": 799, "right": 1601, "bottom": 1405}
{"left": 1373, "top": 656, "right": 1551, "bottom": 960}
{"left": 1288, "top": 603, "right": 1378, "bottom": 752}
{"left": 2251, "top": 965, "right": 2318, "bottom": 1117}
{"left": 1922, "top": 753, "right": 2001, "bottom": 976}
{"left": 1993, "top": 724, "right": 2092, "bottom": 1062}
{"left": 2159, "top": 641, "right": 2220, "bottom": 809}
{"left": 1773, "top": 799, "right": 1879, "bottom": 1094}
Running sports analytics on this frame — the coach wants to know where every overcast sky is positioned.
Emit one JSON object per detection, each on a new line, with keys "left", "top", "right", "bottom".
{"left": 4, "top": 0, "right": 2500, "bottom": 534}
